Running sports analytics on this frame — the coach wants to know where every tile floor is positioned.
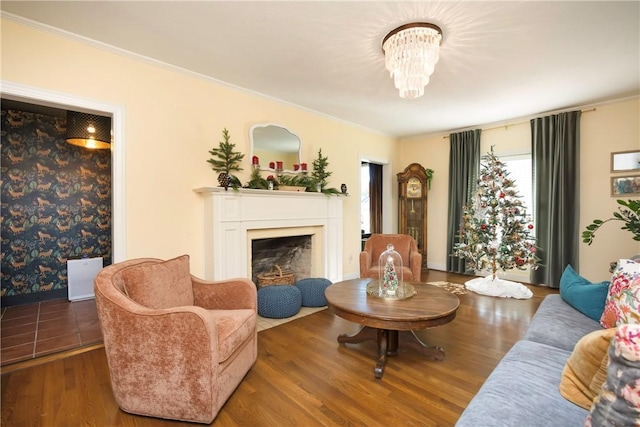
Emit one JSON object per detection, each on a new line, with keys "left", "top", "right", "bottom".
{"left": 1, "top": 298, "right": 102, "bottom": 366}
{"left": 1, "top": 298, "right": 326, "bottom": 366}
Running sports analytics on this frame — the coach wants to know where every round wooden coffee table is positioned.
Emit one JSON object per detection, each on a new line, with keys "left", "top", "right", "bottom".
{"left": 325, "top": 278, "right": 460, "bottom": 379}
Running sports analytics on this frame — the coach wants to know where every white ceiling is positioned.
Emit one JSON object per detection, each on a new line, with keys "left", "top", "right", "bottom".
{"left": 2, "top": 1, "right": 639, "bottom": 138}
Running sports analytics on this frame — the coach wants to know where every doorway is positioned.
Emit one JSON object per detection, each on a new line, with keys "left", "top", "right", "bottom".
{"left": 1, "top": 81, "right": 125, "bottom": 302}
{"left": 361, "top": 162, "right": 383, "bottom": 235}
{"left": 361, "top": 161, "right": 385, "bottom": 250}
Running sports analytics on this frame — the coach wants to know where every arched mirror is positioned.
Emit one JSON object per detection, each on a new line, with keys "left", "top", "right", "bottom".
{"left": 250, "top": 124, "right": 301, "bottom": 172}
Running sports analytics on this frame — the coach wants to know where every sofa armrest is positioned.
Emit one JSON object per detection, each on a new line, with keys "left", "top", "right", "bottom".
{"left": 192, "top": 276, "right": 257, "bottom": 310}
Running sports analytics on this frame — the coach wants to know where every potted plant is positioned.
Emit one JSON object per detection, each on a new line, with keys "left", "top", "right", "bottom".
{"left": 311, "top": 148, "right": 341, "bottom": 194}
{"left": 207, "top": 128, "right": 244, "bottom": 190}
{"left": 311, "top": 148, "right": 331, "bottom": 191}
{"left": 582, "top": 199, "right": 640, "bottom": 245}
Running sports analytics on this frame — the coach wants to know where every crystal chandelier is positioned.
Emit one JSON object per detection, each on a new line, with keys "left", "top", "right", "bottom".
{"left": 382, "top": 23, "right": 443, "bottom": 99}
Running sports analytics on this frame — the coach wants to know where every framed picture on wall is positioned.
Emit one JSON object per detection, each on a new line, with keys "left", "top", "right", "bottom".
{"left": 611, "top": 175, "right": 640, "bottom": 196}
{"left": 611, "top": 150, "right": 640, "bottom": 172}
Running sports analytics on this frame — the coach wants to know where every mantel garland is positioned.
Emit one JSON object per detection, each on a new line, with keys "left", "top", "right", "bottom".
{"left": 244, "top": 148, "right": 344, "bottom": 195}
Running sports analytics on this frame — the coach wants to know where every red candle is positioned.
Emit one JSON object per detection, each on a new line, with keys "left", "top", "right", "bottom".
{"left": 301, "top": 163, "right": 307, "bottom": 171}
{"left": 276, "top": 161, "right": 283, "bottom": 170}
{"left": 269, "top": 161, "right": 275, "bottom": 169}
{"left": 252, "top": 155, "right": 259, "bottom": 165}
{"left": 293, "top": 164, "right": 300, "bottom": 171}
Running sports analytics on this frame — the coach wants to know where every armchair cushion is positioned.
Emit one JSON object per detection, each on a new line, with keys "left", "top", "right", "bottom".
{"left": 121, "top": 254, "right": 194, "bottom": 309}
{"left": 209, "top": 309, "right": 256, "bottom": 362}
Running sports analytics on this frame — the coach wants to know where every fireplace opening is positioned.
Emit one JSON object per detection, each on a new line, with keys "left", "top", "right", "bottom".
{"left": 251, "top": 235, "right": 312, "bottom": 285}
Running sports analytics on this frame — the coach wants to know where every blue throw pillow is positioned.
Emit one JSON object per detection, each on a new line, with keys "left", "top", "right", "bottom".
{"left": 559, "top": 265, "right": 609, "bottom": 322}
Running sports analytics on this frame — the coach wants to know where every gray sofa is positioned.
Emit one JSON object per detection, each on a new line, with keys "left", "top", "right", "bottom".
{"left": 456, "top": 294, "right": 603, "bottom": 426}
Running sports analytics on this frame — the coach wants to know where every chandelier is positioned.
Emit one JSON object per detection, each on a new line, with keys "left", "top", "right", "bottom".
{"left": 382, "top": 23, "right": 443, "bottom": 99}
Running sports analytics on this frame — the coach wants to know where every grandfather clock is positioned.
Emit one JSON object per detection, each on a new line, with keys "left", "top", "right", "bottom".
{"left": 397, "top": 163, "right": 428, "bottom": 266}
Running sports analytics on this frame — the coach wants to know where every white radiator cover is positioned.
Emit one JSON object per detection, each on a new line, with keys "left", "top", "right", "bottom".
{"left": 67, "top": 257, "right": 103, "bottom": 301}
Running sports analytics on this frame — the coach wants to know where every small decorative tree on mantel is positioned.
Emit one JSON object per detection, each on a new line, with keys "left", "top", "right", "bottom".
{"left": 311, "top": 148, "right": 332, "bottom": 191}
{"left": 311, "top": 148, "right": 341, "bottom": 194}
{"left": 207, "top": 128, "right": 244, "bottom": 191}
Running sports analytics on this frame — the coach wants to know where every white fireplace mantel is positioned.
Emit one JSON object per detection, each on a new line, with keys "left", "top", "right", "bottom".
{"left": 194, "top": 187, "right": 343, "bottom": 283}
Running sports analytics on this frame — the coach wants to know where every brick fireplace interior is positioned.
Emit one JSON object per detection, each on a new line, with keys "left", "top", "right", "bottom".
{"left": 251, "top": 235, "right": 312, "bottom": 285}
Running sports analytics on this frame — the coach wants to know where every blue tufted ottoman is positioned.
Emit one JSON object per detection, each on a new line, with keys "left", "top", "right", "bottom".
{"left": 257, "top": 285, "right": 302, "bottom": 318}
{"left": 295, "top": 278, "right": 332, "bottom": 307}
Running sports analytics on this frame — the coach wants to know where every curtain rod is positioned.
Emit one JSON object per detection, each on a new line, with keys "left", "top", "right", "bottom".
{"left": 442, "top": 108, "right": 596, "bottom": 139}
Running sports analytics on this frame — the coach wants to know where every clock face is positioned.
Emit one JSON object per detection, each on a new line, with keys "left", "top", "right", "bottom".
{"left": 407, "top": 177, "right": 422, "bottom": 198}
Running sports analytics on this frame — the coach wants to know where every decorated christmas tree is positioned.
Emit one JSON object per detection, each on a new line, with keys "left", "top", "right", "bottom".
{"left": 382, "top": 256, "right": 399, "bottom": 294}
{"left": 453, "top": 146, "right": 539, "bottom": 298}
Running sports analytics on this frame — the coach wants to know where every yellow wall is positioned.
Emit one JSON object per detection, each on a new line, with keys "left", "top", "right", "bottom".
{"left": 4, "top": 18, "right": 638, "bottom": 284}
{"left": 1, "top": 19, "right": 398, "bottom": 278}
{"left": 400, "top": 98, "right": 640, "bottom": 284}
{"left": 580, "top": 99, "right": 640, "bottom": 281}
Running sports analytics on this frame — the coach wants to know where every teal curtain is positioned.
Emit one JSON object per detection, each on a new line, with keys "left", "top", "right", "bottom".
{"left": 447, "top": 130, "right": 481, "bottom": 273}
{"left": 531, "top": 111, "right": 581, "bottom": 287}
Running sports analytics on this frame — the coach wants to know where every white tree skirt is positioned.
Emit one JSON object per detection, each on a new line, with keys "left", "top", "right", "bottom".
{"left": 465, "top": 275, "right": 533, "bottom": 299}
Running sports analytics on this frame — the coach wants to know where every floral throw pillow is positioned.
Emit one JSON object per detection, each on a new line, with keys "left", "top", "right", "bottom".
{"left": 600, "top": 260, "right": 640, "bottom": 329}
{"left": 585, "top": 324, "right": 640, "bottom": 426}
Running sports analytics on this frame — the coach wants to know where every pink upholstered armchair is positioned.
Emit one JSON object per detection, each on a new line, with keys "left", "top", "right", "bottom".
{"left": 360, "top": 234, "right": 422, "bottom": 281}
{"left": 94, "top": 256, "right": 257, "bottom": 424}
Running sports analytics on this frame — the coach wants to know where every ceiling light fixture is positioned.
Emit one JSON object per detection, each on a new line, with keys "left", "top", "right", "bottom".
{"left": 382, "top": 22, "right": 443, "bottom": 100}
{"left": 66, "top": 111, "right": 112, "bottom": 149}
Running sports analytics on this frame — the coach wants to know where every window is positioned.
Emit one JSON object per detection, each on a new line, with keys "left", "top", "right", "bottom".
{"left": 501, "top": 153, "right": 533, "bottom": 220}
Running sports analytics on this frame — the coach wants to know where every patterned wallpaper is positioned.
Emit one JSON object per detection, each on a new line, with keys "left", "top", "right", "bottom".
{"left": 1, "top": 106, "right": 112, "bottom": 303}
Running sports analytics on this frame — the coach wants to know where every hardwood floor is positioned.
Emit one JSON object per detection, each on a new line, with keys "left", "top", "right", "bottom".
{"left": 1, "top": 270, "right": 557, "bottom": 426}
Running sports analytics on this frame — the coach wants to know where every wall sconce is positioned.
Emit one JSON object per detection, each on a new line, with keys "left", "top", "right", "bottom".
{"left": 66, "top": 111, "right": 112, "bottom": 149}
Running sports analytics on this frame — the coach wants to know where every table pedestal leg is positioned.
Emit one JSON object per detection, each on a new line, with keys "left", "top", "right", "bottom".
{"left": 374, "top": 329, "right": 388, "bottom": 379}
{"left": 380, "top": 329, "right": 399, "bottom": 356}
{"left": 338, "top": 327, "right": 399, "bottom": 379}
{"left": 374, "top": 329, "right": 398, "bottom": 378}
{"left": 404, "top": 330, "right": 445, "bottom": 361}
{"left": 339, "top": 328, "right": 445, "bottom": 377}
{"left": 337, "top": 326, "right": 377, "bottom": 344}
